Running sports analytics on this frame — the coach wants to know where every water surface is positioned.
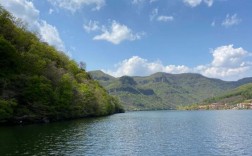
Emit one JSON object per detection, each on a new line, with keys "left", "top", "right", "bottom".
{"left": 1, "top": 110, "right": 252, "bottom": 155}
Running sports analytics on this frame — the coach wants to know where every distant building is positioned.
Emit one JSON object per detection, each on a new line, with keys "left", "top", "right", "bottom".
{"left": 237, "top": 102, "right": 252, "bottom": 109}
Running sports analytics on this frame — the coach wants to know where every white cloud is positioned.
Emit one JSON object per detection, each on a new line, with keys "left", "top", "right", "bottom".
{"left": 39, "top": 21, "right": 65, "bottom": 51}
{"left": 195, "top": 66, "right": 250, "bottom": 80}
{"left": 150, "top": 8, "right": 174, "bottom": 22}
{"left": 83, "top": 20, "right": 100, "bottom": 33}
{"left": 194, "top": 45, "right": 252, "bottom": 80}
{"left": 103, "top": 45, "right": 252, "bottom": 80}
{"left": 164, "top": 65, "right": 190, "bottom": 74}
{"left": 93, "top": 21, "right": 144, "bottom": 44}
{"left": 157, "top": 16, "right": 174, "bottom": 22}
{"left": 183, "top": 0, "right": 214, "bottom": 7}
{"left": 0, "top": 0, "right": 65, "bottom": 51}
{"left": 0, "top": 0, "right": 39, "bottom": 29}
{"left": 103, "top": 56, "right": 190, "bottom": 77}
{"left": 48, "top": 0, "right": 105, "bottom": 12}
{"left": 184, "top": 0, "right": 202, "bottom": 7}
{"left": 211, "top": 45, "right": 248, "bottom": 67}
{"left": 222, "top": 14, "right": 241, "bottom": 27}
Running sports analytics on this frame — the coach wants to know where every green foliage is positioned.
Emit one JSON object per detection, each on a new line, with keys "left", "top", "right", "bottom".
{"left": 177, "top": 104, "right": 199, "bottom": 110}
{"left": 240, "top": 84, "right": 252, "bottom": 99}
{"left": 0, "top": 7, "right": 124, "bottom": 124}
{"left": 0, "top": 98, "right": 17, "bottom": 122}
{"left": 203, "top": 83, "right": 252, "bottom": 105}
{"left": 22, "top": 76, "right": 55, "bottom": 105}
{"left": 56, "top": 74, "right": 75, "bottom": 107}
{"left": 119, "top": 76, "right": 137, "bottom": 86}
{"left": 0, "top": 37, "right": 21, "bottom": 76}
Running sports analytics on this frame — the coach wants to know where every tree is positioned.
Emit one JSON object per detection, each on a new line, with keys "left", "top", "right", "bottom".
{"left": 79, "top": 61, "right": 86, "bottom": 70}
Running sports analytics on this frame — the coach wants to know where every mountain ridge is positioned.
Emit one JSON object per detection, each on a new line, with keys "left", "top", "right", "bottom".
{"left": 89, "top": 70, "right": 252, "bottom": 110}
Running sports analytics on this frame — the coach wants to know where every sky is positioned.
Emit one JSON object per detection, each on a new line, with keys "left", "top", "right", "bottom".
{"left": 0, "top": 0, "right": 252, "bottom": 81}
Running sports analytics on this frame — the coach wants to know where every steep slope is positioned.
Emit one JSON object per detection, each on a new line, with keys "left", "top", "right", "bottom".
{"left": 89, "top": 71, "right": 252, "bottom": 110}
{"left": 0, "top": 8, "right": 124, "bottom": 124}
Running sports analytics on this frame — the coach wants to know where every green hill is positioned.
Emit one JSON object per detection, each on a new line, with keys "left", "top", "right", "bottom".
{"left": 203, "top": 83, "right": 252, "bottom": 105}
{"left": 0, "top": 7, "right": 124, "bottom": 124}
{"left": 89, "top": 70, "right": 252, "bottom": 110}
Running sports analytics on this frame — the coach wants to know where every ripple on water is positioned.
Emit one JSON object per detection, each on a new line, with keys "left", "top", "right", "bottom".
{"left": 1, "top": 110, "right": 252, "bottom": 155}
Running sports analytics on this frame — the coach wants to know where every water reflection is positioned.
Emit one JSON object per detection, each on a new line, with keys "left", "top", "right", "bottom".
{"left": 1, "top": 110, "right": 252, "bottom": 155}
{"left": 0, "top": 117, "right": 108, "bottom": 155}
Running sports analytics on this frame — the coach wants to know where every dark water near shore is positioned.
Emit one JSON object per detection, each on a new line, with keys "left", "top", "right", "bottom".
{"left": 1, "top": 110, "right": 252, "bottom": 155}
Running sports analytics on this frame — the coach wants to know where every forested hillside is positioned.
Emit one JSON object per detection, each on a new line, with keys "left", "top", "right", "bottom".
{"left": 0, "top": 7, "right": 124, "bottom": 124}
{"left": 203, "top": 83, "right": 252, "bottom": 105}
{"left": 89, "top": 70, "right": 252, "bottom": 110}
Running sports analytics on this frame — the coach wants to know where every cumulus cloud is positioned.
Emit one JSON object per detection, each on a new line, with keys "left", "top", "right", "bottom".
{"left": 222, "top": 14, "right": 241, "bottom": 27}
{"left": 211, "top": 45, "right": 248, "bottom": 67}
{"left": 195, "top": 45, "right": 252, "bottom": 80}
{"left": 0, "top": 0, "right": 65, "bottom": 51}
{"left": 184, "top": 0, "right": 214, "bottom": 7}
{"left": 195, "top": 66, "right": 250, "bottom": 80}
{"left": 103, "top": 45, "right": 252, "bottom": 80}
{"left": 103, "top": 56, "right": 190, "bottom": 77}
{"left": 48, "top": 0, "right": 105, "bottom": 12}
{"left": 93, "top": 21, "right": 144, "bottom": 44}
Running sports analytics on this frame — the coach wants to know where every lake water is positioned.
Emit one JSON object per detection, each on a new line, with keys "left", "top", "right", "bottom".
{"left": 1, "top": 110, "right": 252, "bottom": 155}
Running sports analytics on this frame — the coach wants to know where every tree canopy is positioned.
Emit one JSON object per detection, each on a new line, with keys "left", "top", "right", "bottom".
{"left": 0, "top": 7, "right": 124, "bottom": 124}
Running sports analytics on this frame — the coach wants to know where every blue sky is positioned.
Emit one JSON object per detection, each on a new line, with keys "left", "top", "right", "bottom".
{"left": 1, "top": 0, "right": 252, "bottom": 80}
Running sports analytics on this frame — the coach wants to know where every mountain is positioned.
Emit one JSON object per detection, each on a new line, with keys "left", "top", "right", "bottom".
{"left": 203, "top": 83, "right": 252, "bottom": 105}
{"left": 89, "top": 70, "right": 252, "bottom": 110}
{"left": 0, "top": 8, "right": 124, "bottom": 124}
